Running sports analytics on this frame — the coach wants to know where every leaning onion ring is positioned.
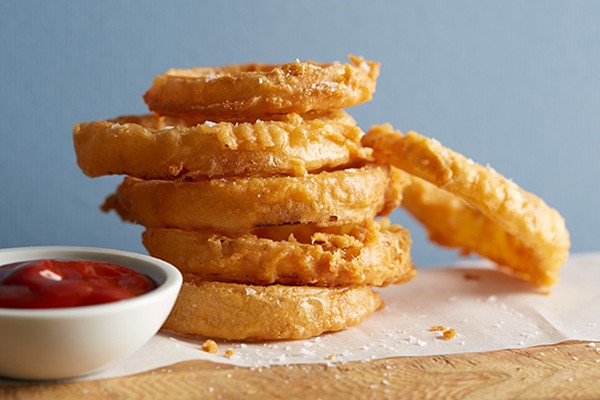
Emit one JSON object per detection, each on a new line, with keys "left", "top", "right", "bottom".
{"left": 363, "top": 124, "right": 570, "bottom": 287}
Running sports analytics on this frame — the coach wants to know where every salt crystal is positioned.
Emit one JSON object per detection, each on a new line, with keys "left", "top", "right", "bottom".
{"left": 486, "top": 295, "right": 498, "bottom": 303}
{"left": 245, "top": 288, "right": 257, "bottom": 296}
{"left": 359, "top": 61, "right": 371, "bottom": 73}
{"left": 300, "top": 348, "right": 313, "bottom": 355}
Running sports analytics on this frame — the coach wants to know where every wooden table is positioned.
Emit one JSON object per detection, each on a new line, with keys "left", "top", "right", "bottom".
{"left": 1, "top": 340, "right": 599, "bottom": 399}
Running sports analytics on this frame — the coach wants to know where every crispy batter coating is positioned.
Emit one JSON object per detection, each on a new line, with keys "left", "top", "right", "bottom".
{"left": 363, "top": 125, "right": 570, "bottom": 287}
{"left": 73, "top": 111, "right": 373, "bottom": 179}
{"left": 106, "top": 164, "right": 403, "bottom": 233}
{"left": 143, "top": 56, "right": 380, "bottom": 119}
{"left": 142, "top": 219, "right": 414, "bottom": 287}
{"left": 402, "top": 177, "right": 559, "bottom": 286}
{"left": 163, "top": 276, "right": 383, "bottom": 340}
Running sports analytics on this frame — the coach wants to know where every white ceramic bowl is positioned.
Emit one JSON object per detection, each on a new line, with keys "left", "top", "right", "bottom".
{"left": 0, "top": 246, "right": 182, "bottom": 380}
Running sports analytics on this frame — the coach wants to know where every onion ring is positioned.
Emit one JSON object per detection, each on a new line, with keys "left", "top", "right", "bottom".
{"left": 143, "top": 55, "right": 380, "bottom": 118}
{"left": 142, "top": 219, "right": 414, "bottom": 287}
{"left": 163, "top": 276, "right": 383, "bottom": 340}
{"left": 401, "top": 177, "right": 552, "bottom": 285}
{"left": 73, "top": 111, "right": 372, "bottom": 179}
{"left": 105, "top": 164, "right": 404, "bottom": 233}
{"left": 362, "top": 124, "right": 570, "bottom": 287}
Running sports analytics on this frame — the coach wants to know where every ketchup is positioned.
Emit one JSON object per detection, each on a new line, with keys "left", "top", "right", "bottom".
{"left": 0, "top": 259, "right": 156, "bottom": 309}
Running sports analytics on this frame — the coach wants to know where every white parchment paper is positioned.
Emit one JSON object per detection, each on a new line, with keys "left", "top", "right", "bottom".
{"left": 4, "top": 252, "right": 600, "bottom": 383}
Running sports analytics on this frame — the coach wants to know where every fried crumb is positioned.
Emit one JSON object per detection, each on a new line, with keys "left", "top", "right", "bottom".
{"left": 327, "top": 353, "right": 335, "bottom": 360}
{"left": 225, "top": 349, "right": 235, "bottom": 358}
{"left": 441, "top": 328, "right": 456, "bottom": 340}
{"left": 429, "top": 325, "right": 446, "bottom": 332}
{"left": 201, "top": 339, "right": 219, "bottom": 354}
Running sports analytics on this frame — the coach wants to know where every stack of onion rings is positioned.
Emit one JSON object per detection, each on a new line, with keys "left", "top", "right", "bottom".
{"left": 362, "top": 124, "right": 570, "bottom": 288}
{"left": 74, "top": 55, "right": 570, "bottom": 340}
{"left": 74, "top": 56, "right": 417, "bottom": 341}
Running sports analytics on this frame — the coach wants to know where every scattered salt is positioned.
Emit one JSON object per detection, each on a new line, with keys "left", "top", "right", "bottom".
{"left": 359, "top": 61, "right": 371, "bottom": 73}
{"left": 486, "top": 295, "right": 498, "bottom": 303}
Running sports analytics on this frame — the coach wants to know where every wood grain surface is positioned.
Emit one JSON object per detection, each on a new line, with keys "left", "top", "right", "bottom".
{"left": 1, "top": 340, "right": 599, "bottom": 399}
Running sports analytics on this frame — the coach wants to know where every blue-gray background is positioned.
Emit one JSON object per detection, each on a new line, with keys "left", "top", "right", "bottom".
{"left": 1, "top": 1, "right": 598, "bottom": 267}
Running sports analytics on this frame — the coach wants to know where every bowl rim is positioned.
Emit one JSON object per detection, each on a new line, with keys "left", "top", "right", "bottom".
{"left": 0, "top": 245, "right": 182, "bottom": 318}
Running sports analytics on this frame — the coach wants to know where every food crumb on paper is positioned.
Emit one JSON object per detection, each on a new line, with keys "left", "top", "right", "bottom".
{"left": 225, "top": 349, "right": 235, "bottom": 358}
{"left": 441, "top": 329, "right": 456, "bottom": 340}
{"left": 201, "top": 339, "right": 219, "bottom": 354}
{"left": 429, "top": 325, "right": 456, "bottom": 340}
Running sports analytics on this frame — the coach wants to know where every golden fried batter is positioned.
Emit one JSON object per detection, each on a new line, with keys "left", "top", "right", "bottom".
{"left": 144, "top": 56, "right": 380, "bottom": 119}
{"left": 74, "top": 111, "right": 372, "bottom": 179}
{"left": 363, "top": 125, "right": 570, "bottom": 287}
{"left": 107, "top": 164, "right": 401, "bottom": 233}
{"left": 163, "top": 276, "right": 383, "bottom": 340}
{"left": 143, "top": 219, "right": 414, "bottom": 287}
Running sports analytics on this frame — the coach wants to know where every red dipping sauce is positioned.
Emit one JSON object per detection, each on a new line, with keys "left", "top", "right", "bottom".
{"left": 0, "top": 259, "right": 156, "bottom": 309}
